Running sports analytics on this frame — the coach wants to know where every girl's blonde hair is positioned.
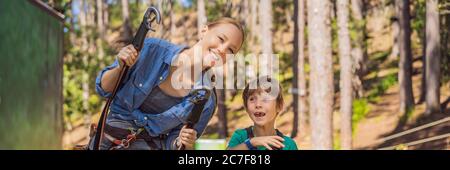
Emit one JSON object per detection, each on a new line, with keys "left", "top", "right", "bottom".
{"left": 207, "top": 17, "right": 245, "bottom": 45}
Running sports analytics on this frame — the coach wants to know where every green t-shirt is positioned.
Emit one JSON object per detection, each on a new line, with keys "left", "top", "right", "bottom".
{"left": 227, "top": 128, "right": 298, "bottom": 150}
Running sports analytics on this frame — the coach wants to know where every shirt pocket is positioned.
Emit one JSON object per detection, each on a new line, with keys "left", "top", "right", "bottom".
{"left": 131, "top": 70, "right": 152, "bottom": 109}
{"left": 114, "top": 80, "right": 136, "bottom": 111}
{"left": 133, "top": 68, "right": 150, "bottom": 96}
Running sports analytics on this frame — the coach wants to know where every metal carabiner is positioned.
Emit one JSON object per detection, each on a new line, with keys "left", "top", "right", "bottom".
{"left": 144, "top": 6, "right": 162, "bottom": 31}
{"left": 132, "top": 6, "right": 162, "bottom": 51}
{"left": 189, "top": 88, "right": 211, "bottom": 104}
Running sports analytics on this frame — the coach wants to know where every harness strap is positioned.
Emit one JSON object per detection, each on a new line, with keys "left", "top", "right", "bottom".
{"left": 245, "top": 126, "right": 284, "bottom": 138}
{"left": 245, "top": 126, "right": 254, "bottom": 138}
{"left": 103, "top": 124, "right": 160, "bottom": 149}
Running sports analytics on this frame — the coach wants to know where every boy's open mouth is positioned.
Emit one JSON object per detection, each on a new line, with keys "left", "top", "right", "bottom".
{"left": 254, "top": 112, "right": 266, "bottom": 118}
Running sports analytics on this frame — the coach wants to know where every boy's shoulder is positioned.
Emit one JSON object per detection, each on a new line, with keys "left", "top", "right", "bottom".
{"left": 232, "top": 128, "right": 248, "bottom": 136}
{"left": 229, "top": 128, "right": 251, "bottom": 141}
{"left": 275, "top": 130, "right": 298, "bottom": 149}
{"left": 227, "top": 128, "right": 249, "bottom": 148}
{"left": 281, "top": 135, "right": 298, "bottom": 150}
{"left": 282, "top": 135, "right": 296, "bottom": 144}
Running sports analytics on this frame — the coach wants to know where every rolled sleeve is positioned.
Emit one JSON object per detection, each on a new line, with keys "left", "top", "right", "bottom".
{"left": 192, "top": 97, "right": 216, "bottom": 138}
{"left": 164, "top": 98, "right": 215, "bottom": 150}
{"left": 95, "top": 59, "right": 119, "bottom": 98}
{"left": 165, "top": 124, "right": 183, "bottom": 150}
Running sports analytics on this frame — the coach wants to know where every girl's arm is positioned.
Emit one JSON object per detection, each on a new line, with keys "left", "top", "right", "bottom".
{"left": 100, "top": 44, "right": 138, "bottom": 93}
{"left": 164, "top": 98, "right": 216, "bottom": 150}
{"left": 134, "top": 94, "right": 216, "bottom": 137}
{"left": 99, "top": 64, "right": 121, "bottom": 94}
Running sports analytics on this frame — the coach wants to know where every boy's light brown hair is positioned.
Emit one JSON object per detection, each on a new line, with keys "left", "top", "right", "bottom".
{"left": 242, "top": 76, "right": 284, "bottom": 111}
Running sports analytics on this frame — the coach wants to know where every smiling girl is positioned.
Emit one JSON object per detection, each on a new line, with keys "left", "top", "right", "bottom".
{"left": 92, "top": 18, "right": 244, "bottom": 150}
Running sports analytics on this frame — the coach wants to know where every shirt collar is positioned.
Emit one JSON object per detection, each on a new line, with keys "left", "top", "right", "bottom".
{"left": 164, "top": 44, "right": 189, "bottom": 65}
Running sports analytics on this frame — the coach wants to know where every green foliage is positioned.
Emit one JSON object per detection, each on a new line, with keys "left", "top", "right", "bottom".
{"left": 399, "top": 106, "right": 415, "bottom": 123}
{"left": 393, "top": 144, "right": 409, "bottom": 150}
{"left": 352, "top": 98, "right": 371, "bottom": 130}
{"left": 367, "top": 74, "right": 397, "bottom": 102}
{"left": 62, "top": 1, "right": 117, "bottom": 127}
{"left": 278, "top": 52, "right": 293, "bottom": 76}
{"left": 411, "top": 0, "right": 426, "bottom": 36}
{"left": 206, "top": 0, "right": 231, "bottom": 21}
{"left": 348, "top": 10, "right": 367, "bottom": 52}
{"left": 304, "top": 63, "right": 310, "bottom": 73}
{"left": 333, "top": 137, "right": 341, "bottom": 150}
{"left": 273, "top": 0, "right": 293, "bottom": 31}
{"left": 201, "top": 133, "right": 220, "bottom": 139}
{"left": 371, "top": 50, "right": 391, "bottom": 61}
{"left": 331, "top": 17, "right": 339, "bottom": 53}
{"left": 351, "top": 72, "right": 397, "bottom": 133}
{"left": 109, "top": 2, "right": 123, "bottom": 28}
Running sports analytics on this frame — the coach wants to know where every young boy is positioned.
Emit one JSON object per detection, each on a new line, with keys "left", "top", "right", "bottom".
{"left": 227, "top": 76, "right": 298, "bottom": 150}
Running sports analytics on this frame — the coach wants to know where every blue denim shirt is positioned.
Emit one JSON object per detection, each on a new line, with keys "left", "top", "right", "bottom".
{"left": 95, "top": 38, "right": 217, "bottom": 149}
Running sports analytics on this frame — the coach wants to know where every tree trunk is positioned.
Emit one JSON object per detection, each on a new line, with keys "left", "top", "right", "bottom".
{"left": 307, "top": 0, "right": 334, "bottom": 150}
{"left": 418, "top": 1, "right": 427, "bottom": 104}
{"left": 86, "top": 0, "right": 96, "bottom": 54}
{"left": 96, "top": 0, "right": 105, "bottom": 67}
{"left": 156, "top": 0, "right": 165, "bottom": 38}
{"left": 259, "top": 0, "right": 273, "bottom": 76}
{"left": 240, "top": 0, "right": 250, "bottom": 27}
{"left": 419, "top": 31, "right": 427, "bottom": 104}
{"left": 337, "top": 0, "right": 353, "bottom": 150}
{"left": 291, "top": 0, "right": 308, "bottom": 141}
{"left": 217, "top": 89, "right": 228, "bottom": 138}
{"left": 69, "top": 1, "right": 77, "bottom": 49}
{"left": 103, "top": 0, "right": 109, "bottom": 29}
{"left": 395, "top": 0, "right": 415, "bottom": 114}
{"left": 389, "top": 13, "right": 400, "bottom": 61}
{"left": 350, "top": 0, "right": 366, "bottom": 98}
{"left": 79, "top": 0, "right": 91, "bottom": 115}
{"left": 121, "top": 0, "right": 133, "bottom": 41}
{"left": 250, "top": 0, "right": 259, "bottom": 45}
{"left": 169, "top": 0, "right": 176, "bottom": 39}
{"left": 86, "top": 0, "right": 95, "bottom": 29}
{"left": 79, "top": 0, "right": 88, "bottom": 51}
{"left": 425, "top": 0, "right": 441, "bottom": 115}
{"left": 157, "top": 0, "right": 163, "bottom": 12}
{"left": 142, "top": 0, "right": 151, "bottom": 8}
{"left": 96, "top": 0, "right": 105, "bottom": 38}
{"left": 197, "top": 0, "right": 207, "bottom": 39}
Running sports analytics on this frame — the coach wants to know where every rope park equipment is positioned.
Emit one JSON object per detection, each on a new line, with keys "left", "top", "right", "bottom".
{"left": 91, "top": 6, "right": 162, "bottom": 150}
{"left": 177, "top": 89, "right": 211, "bottom": 150}
{"left": 88, "top": 6, "right": 214, "bottom": 150}
{"left": 377, "top": 116, "right": 450, "bottom": 150}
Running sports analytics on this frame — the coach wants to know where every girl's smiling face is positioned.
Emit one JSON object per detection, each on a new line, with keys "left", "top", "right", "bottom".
{"left": 197, "top": 23, "right": 244, "bottom": 69}
{"left": 246, "top": 90, "right": 281, "bottom": 126}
